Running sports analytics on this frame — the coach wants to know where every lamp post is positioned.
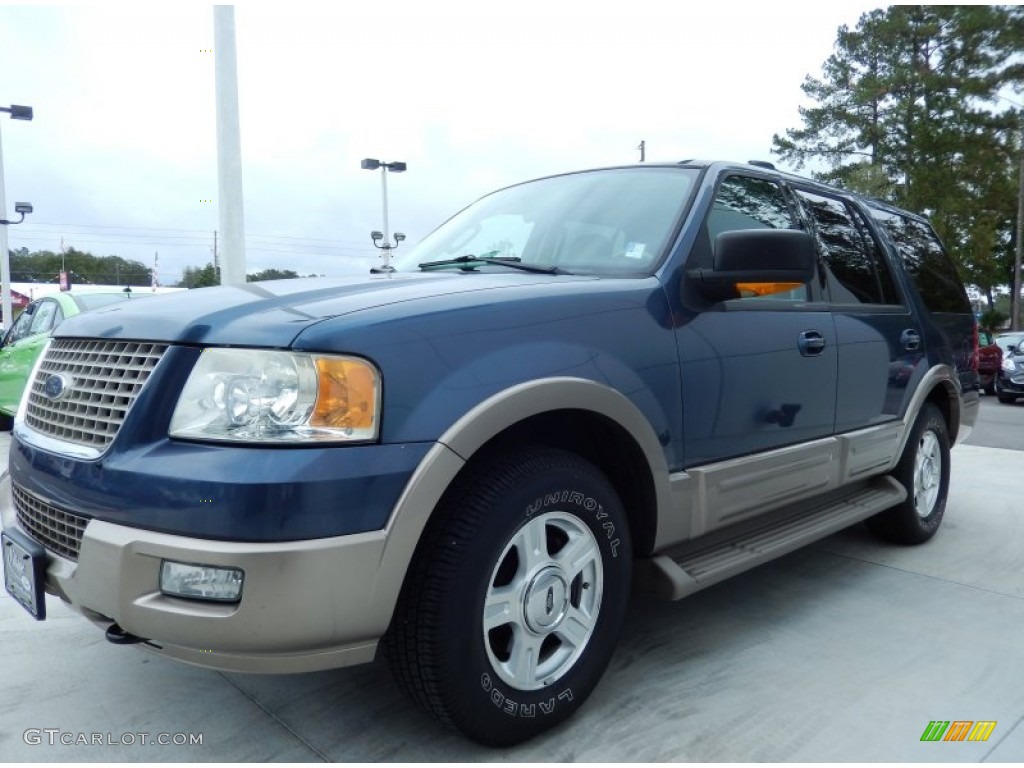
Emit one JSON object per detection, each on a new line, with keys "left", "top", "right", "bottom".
{"left": 361, "top": 158, "right": 406, "bottom": 273}
{"left": 0, "top": 104, "right": 33, "bottom": 331}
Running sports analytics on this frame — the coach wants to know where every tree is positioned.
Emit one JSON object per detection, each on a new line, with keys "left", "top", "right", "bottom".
{"left": 10, "top": 247, "right": 151, "bottom": 286}
{"left": 178, "top": 263, "right": 219, "bottom": 288}
{"left": 246, "top": 268, "right": 300, "bottom": 282}
{"left": 772, "top": 5, "right": 1024, "bottom": 305}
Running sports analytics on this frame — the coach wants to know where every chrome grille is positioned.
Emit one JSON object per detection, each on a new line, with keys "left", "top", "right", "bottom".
{"left": 13, "top": 483, "right": 90, "bottom": 562}
{"left": 25, "top": 339, "right": 168, "bottom": 452}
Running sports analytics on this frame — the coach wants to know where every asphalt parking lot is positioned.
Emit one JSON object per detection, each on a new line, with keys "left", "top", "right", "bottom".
{"left": 2, "top": 397, "right": 1023, "bottom": 761}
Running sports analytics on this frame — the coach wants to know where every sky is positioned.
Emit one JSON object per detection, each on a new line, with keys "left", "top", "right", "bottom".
{"left": 0, "top": 0, "right": 882, "bottom": 285}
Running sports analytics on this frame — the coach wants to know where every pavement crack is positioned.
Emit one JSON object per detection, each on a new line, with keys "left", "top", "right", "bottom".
{"left": 218, "top": 672, "right": 330, "bottom": 762}
{"left": 814, "top": 547, "right": 1024, "bottom": 601}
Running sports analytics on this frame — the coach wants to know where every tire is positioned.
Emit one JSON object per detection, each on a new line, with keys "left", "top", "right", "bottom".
{"left": 866, "top": 403, "right": 950, "bottom": 545}
{"left": 983, "top": 379, "right": 995, "bottom": 396}
{"left": 0, "top": 413, "right": 12, "bottom": 431}
{"left": 385, "top": 446, "right": 632, "bottom": 746}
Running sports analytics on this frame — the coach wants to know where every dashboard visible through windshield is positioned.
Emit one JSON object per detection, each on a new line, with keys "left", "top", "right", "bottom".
{"left": 393, "top": 167, "right": 698, "bottom": 275}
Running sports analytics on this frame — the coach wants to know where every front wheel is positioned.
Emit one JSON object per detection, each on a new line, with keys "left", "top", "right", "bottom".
{"left": 386, "top": 446, "right": 632, "bottom": 746}
{"left": 867, "top": 402, "right": 950, "bottom": 544}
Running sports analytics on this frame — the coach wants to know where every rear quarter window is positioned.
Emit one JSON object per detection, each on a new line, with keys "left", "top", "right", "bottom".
{"left": 871, "top": 209, "right": 970, "bottom": 313}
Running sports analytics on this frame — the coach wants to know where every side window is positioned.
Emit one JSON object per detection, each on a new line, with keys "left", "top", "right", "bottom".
{"left": 28, "top": 300, "right": 59, "bottom": 336}
{"left": 872, "top": 210, "right": 971, "bottom": 313}
{"left": 708, "top": 176, "right": 796, "bottom": 239}
{"left": 795, "top": 190, "right": 900, "bottom": 306}
{"left": 706, "top": 175, "right": 806, "bottom": 301}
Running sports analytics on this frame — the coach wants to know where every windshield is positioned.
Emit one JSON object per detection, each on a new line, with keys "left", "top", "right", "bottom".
{"left": 996, "top": 334, "right": 1024, "bottom": 354}
{"left": 393, "top": 167, "right": 698, "bottom": 274}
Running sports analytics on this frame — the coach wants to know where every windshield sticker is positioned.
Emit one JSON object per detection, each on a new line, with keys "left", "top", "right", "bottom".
{"left": 624, "top": 242, "right": 646, "bottom": 260}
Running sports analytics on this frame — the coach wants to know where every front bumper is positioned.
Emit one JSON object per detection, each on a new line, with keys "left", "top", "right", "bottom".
{"left": 996, "top": 369, "right": 1024, "bottom": 395}
{"left": 2, "top": 470, "right": 397, "bottom": 674}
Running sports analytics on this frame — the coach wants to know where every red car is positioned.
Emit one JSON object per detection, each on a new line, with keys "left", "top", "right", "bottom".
{"left": 978, "top": 328, "right": 1003, "bottom": 394}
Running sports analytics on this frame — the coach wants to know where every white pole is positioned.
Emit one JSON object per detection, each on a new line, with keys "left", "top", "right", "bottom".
{"left": 380, "top": 167, "right": 392, "bottom": 270}
{"left": 0, "top": 120, "right": 12, "bottom": 330}
{"left": 380, "top": 167, "right": 390, "bottom": 245}
{"left": 214, "top": 5, "right": 246, "bottom": 285}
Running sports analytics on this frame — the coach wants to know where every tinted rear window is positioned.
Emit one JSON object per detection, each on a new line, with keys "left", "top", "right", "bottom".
{"left": 871, "top": 209, "right": 970, "bottom": 313}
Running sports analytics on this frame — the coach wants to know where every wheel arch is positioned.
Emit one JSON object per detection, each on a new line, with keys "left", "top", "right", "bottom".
{"left": 368, "top": 378, "right": 670, "bottom": 636}
{"left": 436, "top": 378, "right": 669, "bottom": 555}
{"left": 893, "top": 365, "right": 963, "bottom": 462}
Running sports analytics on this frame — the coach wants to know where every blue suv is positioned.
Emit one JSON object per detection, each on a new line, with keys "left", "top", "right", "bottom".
{"left": 2, "top": 161, "right": 979, "bottom": 745}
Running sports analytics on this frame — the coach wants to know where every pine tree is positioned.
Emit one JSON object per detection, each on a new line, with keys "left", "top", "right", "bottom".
{"left": 772, "top": 5, "right": 1024, "bottom": 305}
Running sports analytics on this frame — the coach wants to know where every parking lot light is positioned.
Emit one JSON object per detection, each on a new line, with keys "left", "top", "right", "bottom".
{"left": 361, "top": 158, "right": 407, "bottom": 274}
{"left": 0, "top": 104, "right": 33, "bottom": 329}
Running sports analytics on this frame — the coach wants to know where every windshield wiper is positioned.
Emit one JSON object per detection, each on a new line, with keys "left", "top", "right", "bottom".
{"left": 418, "top": 254, "right": 563, "bottom": 274}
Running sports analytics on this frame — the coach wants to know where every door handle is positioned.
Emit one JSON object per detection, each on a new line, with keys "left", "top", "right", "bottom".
{"left": 901, "top": 329, "right": 921, "bottom": 351}
{"left": 798, "top": 330, "right": 826, "bottom": 356}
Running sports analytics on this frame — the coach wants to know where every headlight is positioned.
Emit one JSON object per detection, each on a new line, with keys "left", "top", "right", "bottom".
{"left": 1002, "top": 356, "right": 1017, "bottom": 373}
{"left": 169, "top": 348, "right": 380, "bottom": 443}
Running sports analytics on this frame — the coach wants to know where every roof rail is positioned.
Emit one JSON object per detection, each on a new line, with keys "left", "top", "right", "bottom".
{"left": 748, "top": 160, "right": 776, "bottom": 170}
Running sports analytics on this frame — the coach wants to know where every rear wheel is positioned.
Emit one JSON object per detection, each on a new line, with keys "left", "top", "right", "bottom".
{"left": 867, "top": 403, "right": 949, "bottom": 544}
{"left": 386, "top": 446, "right": 632, "bottom": 746}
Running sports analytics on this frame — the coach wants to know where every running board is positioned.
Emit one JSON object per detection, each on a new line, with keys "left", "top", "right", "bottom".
{"left": 637, "top": 476, "right": 906, "bottom": 601}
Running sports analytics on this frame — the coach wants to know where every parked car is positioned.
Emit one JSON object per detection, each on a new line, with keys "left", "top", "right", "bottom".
{"left": 994, "top": 333, "right": 1024, "bottom": 404}
{"left": 994, "top": 331, "right": 1024, "bottom": 356}
{"left": 977, "top": 328, "right": 1003, "bottom": 395}
{"left": 1, "top": 162, "right": 979, "bottom": 746}
{"left": 0, "top": 289, "right": 142, "bottom": 426}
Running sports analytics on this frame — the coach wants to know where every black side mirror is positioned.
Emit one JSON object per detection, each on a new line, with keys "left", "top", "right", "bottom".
{"left": 688, "top": 229, "right": 815, "bottom": 301}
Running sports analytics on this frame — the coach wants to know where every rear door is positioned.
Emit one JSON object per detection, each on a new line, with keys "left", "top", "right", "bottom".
{"left": 790, "top": 187, "right": 915, "bottom": 431}
{"left": 869, "top": 208, "right": 977, "bottom": 402}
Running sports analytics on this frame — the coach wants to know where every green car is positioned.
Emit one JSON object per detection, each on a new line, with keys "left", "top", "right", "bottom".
{"left": 0, "top": 289, "right": 142, "bottom": 424}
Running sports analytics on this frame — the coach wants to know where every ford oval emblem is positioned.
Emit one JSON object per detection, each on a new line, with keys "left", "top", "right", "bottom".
{"left": 43, "top": 373, "right": 73, "bottom": 402}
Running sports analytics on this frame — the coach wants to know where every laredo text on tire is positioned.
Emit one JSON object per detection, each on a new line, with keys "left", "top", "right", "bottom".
{"left": 386, "top": 446, "right": 632, "bottom": 746}
{"left": 867, "top": 402, "right": 950, "bottom": 544}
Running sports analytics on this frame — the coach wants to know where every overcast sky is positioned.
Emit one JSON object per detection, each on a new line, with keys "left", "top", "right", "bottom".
{"left": 0, "top": 1, "right": 880, "bottom": 284}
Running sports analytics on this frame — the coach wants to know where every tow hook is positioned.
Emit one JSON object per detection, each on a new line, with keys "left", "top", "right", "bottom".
{"left": 105, "top": 623, "right": 148, "bottom": 645}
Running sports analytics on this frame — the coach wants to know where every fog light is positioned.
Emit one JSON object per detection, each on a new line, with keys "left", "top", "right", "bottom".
{"left": 160, "top": 561, "right": 244, "bottom": 602}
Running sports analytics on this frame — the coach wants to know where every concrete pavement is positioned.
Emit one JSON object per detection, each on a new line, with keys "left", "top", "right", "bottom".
{"left": 1, "top": 433, "right": 1022, "bottom": 761}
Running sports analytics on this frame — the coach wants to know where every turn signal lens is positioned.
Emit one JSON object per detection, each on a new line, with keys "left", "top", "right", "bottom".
{"left": 735, "top": 282, "right": 804, "bottom": 298}
{"left": 312, "top": 358, "right": 379, "bottom": 436}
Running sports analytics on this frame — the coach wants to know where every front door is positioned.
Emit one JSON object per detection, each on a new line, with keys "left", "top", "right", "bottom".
{"left": 677, "top": 173, "right": 838, "bottom": 467}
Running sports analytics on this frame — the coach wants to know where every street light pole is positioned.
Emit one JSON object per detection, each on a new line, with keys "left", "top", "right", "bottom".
{"left": 0, "top": 104, "right": 33, "bottom": 331}
{"left": 380, "top": 164, "right": 390, "bottom": 251}
{"left": 361, "top": 158, "right": 407, "bottom": 273}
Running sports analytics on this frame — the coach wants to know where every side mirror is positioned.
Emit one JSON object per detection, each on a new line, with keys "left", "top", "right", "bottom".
{"left": 688, "top": 229, "right": 815, "bottom": 301}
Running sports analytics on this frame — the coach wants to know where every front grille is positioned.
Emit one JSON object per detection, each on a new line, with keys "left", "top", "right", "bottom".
{"left": 13, "top": 483, "right": 90, "bottom": 562}
{"left": 25, "top": 339, "right": 168, "bottom": 453}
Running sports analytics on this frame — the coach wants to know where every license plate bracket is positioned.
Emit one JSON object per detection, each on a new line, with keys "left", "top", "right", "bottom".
{"left": 3, "top": 529, "right": 47, "bottom": 620}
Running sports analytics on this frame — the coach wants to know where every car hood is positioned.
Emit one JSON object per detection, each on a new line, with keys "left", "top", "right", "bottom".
{"left": 55, "top": 272, "right": 586, "bottom": 347}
